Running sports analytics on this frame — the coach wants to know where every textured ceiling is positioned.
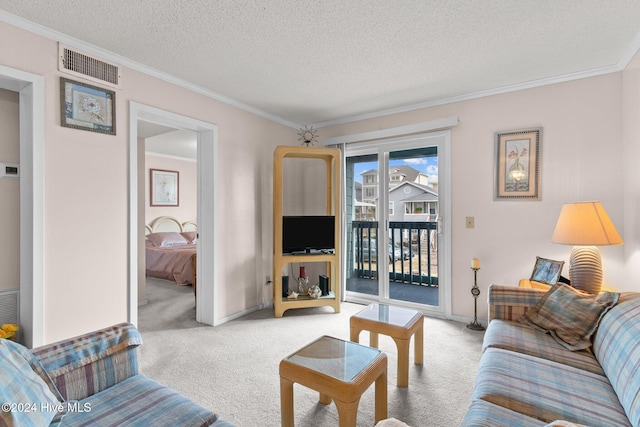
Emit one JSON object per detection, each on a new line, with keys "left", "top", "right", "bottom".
{"left": 1, "top": 1, "right": 640, "bottom": 127}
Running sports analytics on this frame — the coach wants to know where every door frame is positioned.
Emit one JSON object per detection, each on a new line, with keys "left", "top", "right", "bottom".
{"left": 327, "top": 117, "right": 456, "bottom": 319}
{"left": 0, "top": 65, "right": 44, "bottom": 347}
{"left": 343, "top": 132, "right": 451, "bottom": 317}
{"left": 128, "top": 102, "right": 219, "bottom": 325}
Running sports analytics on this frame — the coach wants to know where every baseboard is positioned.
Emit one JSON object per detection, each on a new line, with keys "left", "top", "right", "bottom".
{"left": 215, "top": 305, "right": 261, "bottom": 325}
{"left": 450, "top": 313, "right": 487, "bottom": 329}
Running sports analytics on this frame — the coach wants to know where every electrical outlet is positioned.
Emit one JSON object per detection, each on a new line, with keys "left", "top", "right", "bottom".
{"left": 466, "top": 216, "right": 475, "bottom": 229}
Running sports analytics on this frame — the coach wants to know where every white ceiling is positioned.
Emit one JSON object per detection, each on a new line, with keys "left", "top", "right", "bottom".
{"left": 139, "top": 121, "right": 198, "bottom": 160}
{"left": 1, "top": 1, "right": 640, "bottom": 128}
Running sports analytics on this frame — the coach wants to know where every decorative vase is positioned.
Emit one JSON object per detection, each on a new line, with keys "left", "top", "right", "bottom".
{"left": 297, "top": 277, "right": 309, "bottom": 294}
{"left": 298, "top": 266, "right": 309, "bottom": 293}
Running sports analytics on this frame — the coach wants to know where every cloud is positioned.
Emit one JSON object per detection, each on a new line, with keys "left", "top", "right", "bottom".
{"left": 426, "top": 165, "right": 438, "bottom": 175}
{"left": 404, "top": 158, "right": 428, "bottom": 165}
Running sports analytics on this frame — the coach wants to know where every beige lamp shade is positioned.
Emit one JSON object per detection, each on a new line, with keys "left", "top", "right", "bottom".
{"left": 551, "top": 201, "right": 623, "bottom": 294}
{"left": 552, "top": 201, "right": 623, "bottom": 246}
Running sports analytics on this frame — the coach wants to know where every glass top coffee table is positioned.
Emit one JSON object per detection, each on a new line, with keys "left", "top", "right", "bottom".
{"left": 279, "top": 335, "right": 387, "bottom": 427}
{"left": 350, "top": 303, "right": 424, "bottom": 387}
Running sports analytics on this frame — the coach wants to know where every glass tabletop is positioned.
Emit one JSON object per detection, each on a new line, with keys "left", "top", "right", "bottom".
{"left": 353, "top": 303, "right": 421, "bottom": 327}
{"left": 285, "top": 335, "right": 382, "bottom": 382}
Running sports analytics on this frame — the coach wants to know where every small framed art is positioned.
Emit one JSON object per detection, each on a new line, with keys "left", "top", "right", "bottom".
{"left": 530, "top": 256, "right": 564, "bottom": 285}
{"left": 60, "top": 77, "right": 116, "bottom": 135}
{"left": 494, "top": 127, "right": 541, "bottom": 200}
{"left": 150, "top": 169, "right": 179, "bottom": 207}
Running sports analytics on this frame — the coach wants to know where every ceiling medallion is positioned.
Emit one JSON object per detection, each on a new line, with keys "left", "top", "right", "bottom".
{"left": 297, "top": 125, "right": 319, "bottom": 147}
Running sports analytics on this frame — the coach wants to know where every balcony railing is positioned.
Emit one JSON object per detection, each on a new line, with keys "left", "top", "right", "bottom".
{"left": 352, "top": 220, "right": 438, "bottom": 286}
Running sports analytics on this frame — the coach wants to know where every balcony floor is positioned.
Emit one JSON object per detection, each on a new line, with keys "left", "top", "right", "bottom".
{"left": 346, "top": 277, "right": 439, "bottom": 306}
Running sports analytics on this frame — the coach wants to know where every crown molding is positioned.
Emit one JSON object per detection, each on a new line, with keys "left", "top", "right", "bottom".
{"left": 4, "top": 10, "right": 639, "bottom": 132}
{"left": 0, "top": 11, "right": 301, "bottom": 130}
{"left": 323, "top": 116, "right": 458, "bottom": 146}
{"left": 145, "top": 151, "right": 197, "bottom": 163}
{"left": 313, "top": 64, "right": 624, "bottom": 129}
{"left": 617, "top": 29, "right": 640, "bottom": 70}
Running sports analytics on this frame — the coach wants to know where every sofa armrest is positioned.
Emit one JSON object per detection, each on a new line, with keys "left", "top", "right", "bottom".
{"left": 488, "top": 284, "right": 547, "bottom": 322}
{"left": 31, "top": 323, "right": 143, "bottom": 401}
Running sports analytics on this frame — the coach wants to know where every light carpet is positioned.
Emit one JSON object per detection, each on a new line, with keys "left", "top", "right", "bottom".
{"left": 138, "top": 278, "right": 485, "bottom": 427}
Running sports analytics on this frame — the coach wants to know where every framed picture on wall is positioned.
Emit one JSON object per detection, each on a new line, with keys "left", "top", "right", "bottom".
{"left": 60, "top": 77, "right": 116, "bottom": 135}
{"left": 150, "top": 169, "right": 179, "bottom": 206}
{"left": 494, "top": 127, "right": 542, "bottom": 200}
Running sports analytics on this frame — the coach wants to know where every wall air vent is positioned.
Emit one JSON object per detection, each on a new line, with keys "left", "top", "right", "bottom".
{"left": 0, "top": 289, "right": 19, "bottom": 329}
{"left": 58, "top": 44, "right": 121, "bottom": 88}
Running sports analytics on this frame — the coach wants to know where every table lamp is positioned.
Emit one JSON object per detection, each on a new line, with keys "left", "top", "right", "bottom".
{"left": 551, "top": 201, "right": 623, "bottom": 294}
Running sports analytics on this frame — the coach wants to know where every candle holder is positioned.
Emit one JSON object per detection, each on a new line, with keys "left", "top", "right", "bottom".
{"left": 467, "top": 266, "right": 485, "bottom": 331}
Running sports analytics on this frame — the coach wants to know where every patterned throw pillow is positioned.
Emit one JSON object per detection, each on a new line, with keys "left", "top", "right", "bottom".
{"left": 518, "top": 284, "right": 619, "bottom": 350}
{"left": 0, "top": 339, "right": 64, "bottom": 426}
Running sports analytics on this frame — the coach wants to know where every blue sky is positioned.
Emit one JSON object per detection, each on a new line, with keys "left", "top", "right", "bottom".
{"left": 353, "top": 157, "right": 439, "bottom": 183}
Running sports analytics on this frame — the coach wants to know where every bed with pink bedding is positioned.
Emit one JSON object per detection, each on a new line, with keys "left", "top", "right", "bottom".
{"left": 145, "top": 217, "right": 198, "bottom": 287}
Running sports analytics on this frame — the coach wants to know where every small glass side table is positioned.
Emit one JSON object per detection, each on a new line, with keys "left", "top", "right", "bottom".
{"left": 350, "top": 303, "right": 424, "bottom": 387}
{"left": 279, "top": 335, "right": 388, "bottom": 427}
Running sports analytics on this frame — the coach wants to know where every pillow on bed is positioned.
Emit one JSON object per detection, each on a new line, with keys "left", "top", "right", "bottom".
{"left": 181, "top": 231, "right": 197, "bottom": 243}
{"left": 146, "top": 232, "right": 189, "bottom": 247}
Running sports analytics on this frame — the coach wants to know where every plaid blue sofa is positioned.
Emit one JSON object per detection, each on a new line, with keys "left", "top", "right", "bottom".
{"left": 0, "top": 323, "right": 233, "bottom": 427}
{"left": 462, "top": 285, "right": 640, "bottom": 427}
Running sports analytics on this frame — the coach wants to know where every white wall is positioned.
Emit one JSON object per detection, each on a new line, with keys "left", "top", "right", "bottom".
{"left": 144, "top": 153, "right": 197, "bottom": 225}
{"left": 0, "top": 88, "right": 19, "bottom": 292}
{"left": 2, "top": 18, "right": 638, "bottom": 341}
{"left": 321, "top": 73, "right": 628, "bottom": 322}
{"left": 0, "top": 21, "right": 296, "bottom": 343}
{"left": 622, "top": 51, "right": 640, "bottom": 290}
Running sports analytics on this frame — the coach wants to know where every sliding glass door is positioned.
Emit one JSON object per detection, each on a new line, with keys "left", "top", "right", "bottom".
{"left": 345, "top": 153, "right": 380, "bottom": 296}
{"left": 344, "top": 131, "right": 450, "bottom": 316}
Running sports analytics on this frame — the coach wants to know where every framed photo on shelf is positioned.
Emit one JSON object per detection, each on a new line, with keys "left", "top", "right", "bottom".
{"left": 494, "top": 127, "right": 542, "bottom": 200}
{"left": 60, "top": 77, "right": 116, "bottom": 135}
{"left": 150, "top": 169, "right": 179, "bottom": 206}
{"left": 530, "top": 256, "right": 564, "bottom": 285}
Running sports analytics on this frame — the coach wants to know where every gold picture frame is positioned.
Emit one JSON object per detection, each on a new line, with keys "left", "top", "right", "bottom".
{"left": 60, "top": 77, "right": 116, "bottom": 135}
{"left": 494, "top": 127, "right": 542, "bottom": 200}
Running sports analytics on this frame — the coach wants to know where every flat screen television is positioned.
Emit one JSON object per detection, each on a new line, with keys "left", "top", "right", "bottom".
{"left": 282, "top": 216, "right": 335, "bottom": 254}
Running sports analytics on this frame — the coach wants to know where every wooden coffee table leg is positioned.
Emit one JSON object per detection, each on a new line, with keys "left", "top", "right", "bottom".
{"left": 369, "top": 331, "right": 379, "bottom": 348}
{"left": 350, "top": 324, "right": 360, "bottom": 343}
{"left": 393, "top": 337, "right": 410, "bottom": 387}
{"left": 319, "top": 393, "right": 332, "bottom": 405}
{"left": 280, "top": 377, "right": 294, "bottom": 427}
{"left": 334, "top": 399, "right": 359, "bottom": 427}
{"left": 374, "top": 369, "right": 388, "bottom": 422}
{"left": 415, "top": 321, "right": 424, "bottom": 365}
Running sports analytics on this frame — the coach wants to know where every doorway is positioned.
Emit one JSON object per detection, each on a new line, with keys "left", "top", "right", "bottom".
{"left": 344, "top": 131, "right": 451, "bottom": 318}
{"left": 139, "top": 122, "right": 198, "bottom": 323}
{"left": 0, "top": 66, "right": 44, "bottom": 347}
{"left": 129, "top": 102, "right": 219, "bottom": 326}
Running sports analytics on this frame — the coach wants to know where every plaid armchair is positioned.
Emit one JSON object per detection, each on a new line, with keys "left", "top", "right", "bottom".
{"left": 1, "top": 323, "right": 233, "bottom": 427}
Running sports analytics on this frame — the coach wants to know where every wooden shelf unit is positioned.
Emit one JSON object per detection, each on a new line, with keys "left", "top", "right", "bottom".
{"left": 273, "top": 145, "right": 341, "bottom": 318}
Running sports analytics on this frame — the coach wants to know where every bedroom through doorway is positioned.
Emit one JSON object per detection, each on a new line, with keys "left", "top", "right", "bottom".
{"left": 129, "top": 101, "right": 219, "bottom": 328}
{"left": 139, "top": 121, "right": 199, "bottom": 327}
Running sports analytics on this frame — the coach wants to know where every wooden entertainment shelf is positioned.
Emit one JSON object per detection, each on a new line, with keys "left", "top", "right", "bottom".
{"left": 272, "top": 146, "right": 341, "bottom": 318}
